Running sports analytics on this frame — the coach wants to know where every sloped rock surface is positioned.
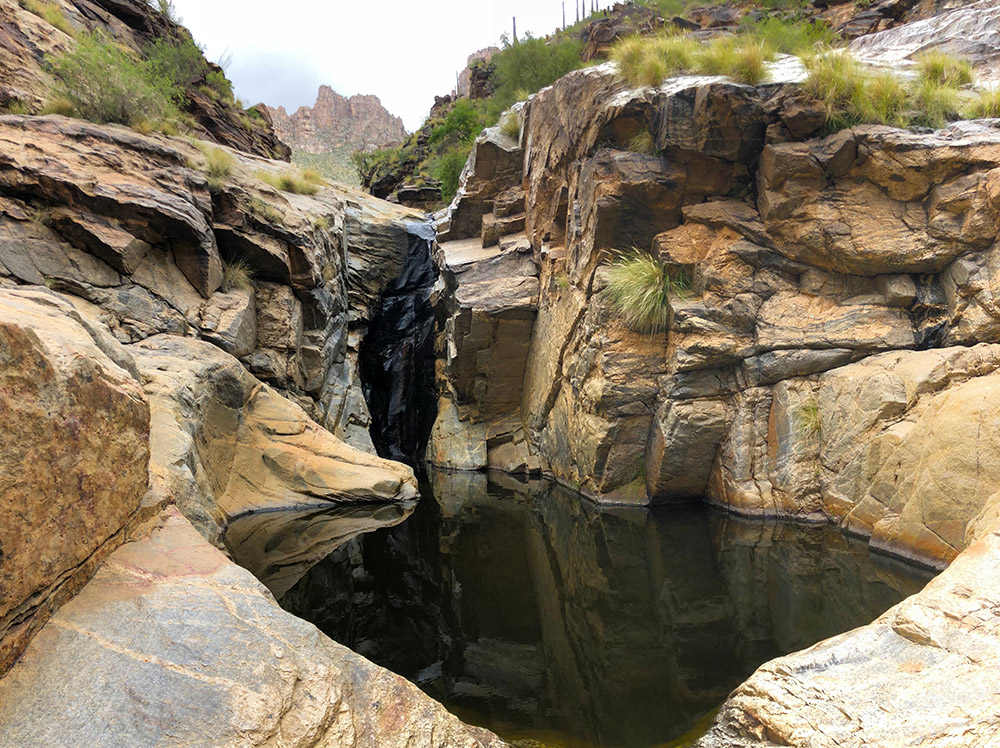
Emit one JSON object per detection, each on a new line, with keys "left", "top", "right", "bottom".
{"left": 0, "top": 509, "right": 506, "bottom": 748}
{"left": 0, "top": 288, "right": 149, "bottom": 676}
{"left": 134, "top": 334, "right": 418, "bottom": 545}
{"left": 0, "top": 0, "right": 289, "bottom": 159}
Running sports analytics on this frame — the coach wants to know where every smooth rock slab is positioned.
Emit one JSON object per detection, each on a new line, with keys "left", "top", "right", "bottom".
{"left": 0, "top": 509, "right": 506, "bottom": 748}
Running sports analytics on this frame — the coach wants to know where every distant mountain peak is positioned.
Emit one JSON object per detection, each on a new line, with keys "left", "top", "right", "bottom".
{"left": 265, "top": 87, "right": 407, "bottom": 155}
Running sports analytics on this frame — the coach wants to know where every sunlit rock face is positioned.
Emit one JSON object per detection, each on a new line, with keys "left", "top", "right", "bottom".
{"left": 428, "top": 38, "right": 1000, "bottom": 570}
{"left": 0, "top": 288, "right": 149, "bottom": 676}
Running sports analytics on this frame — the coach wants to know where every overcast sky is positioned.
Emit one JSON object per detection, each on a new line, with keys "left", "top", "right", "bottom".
{"left": 171, "top": 0, "right": 610, "bottom": 131}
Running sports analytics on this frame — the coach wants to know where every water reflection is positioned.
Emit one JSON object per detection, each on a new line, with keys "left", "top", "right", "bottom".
{"left": 226, "top": 470, "right": 934, "bottom": 748}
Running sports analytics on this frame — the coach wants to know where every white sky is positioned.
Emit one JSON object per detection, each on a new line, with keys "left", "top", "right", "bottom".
{"left": 171, "top": 0, "right": 611, "bottom": 131}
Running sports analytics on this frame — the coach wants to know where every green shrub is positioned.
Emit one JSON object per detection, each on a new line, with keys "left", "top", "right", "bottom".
{"left": 915, "top": 49, "right": 973, "bottom": 88}
{"left": 146, "top": 36, "right": 206, "bottom": 91}
{"left": 428, "top": 98, "right": 488, "bottom": 145}
{"left": 429, "top": 143, "right": 471, "bottom": 203}
{"left": 205, "top": 69, "right": 234, "bottom": 103}
{"left": 48, "top": 32, "right": 180, "bottom": 126}
{"left": 487, "top": 33, "right": 585, "bottom": 119}
{"left": 740, "top": 16, "right": 837, "bottom": 54}
{"left": 221, "top": 258, "right": 253, "bottom": 292}
{"left": 19, "top": 0, "right": 74, "bottom": 36}
{"left": 605, "top": 249, "right": 689, "bottom": 334}
{"left": 257, "top": 169, "right": 321, "bottom": 195}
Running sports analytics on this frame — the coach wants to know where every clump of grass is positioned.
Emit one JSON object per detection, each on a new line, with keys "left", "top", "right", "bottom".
{"left": 19, "top": 0, "right": 75, "bottom": 37}
{"left": 612, "top": 33, "right": 699, "bottom": 87}
{"left": 794, "top": 399, "right": 821, "bottom": 436}
{"left": 965, "top": 89, "right": 1000, "bottom": 118}
{"left": 500, "top": 111, "right": 521, "bottom": 139}
{"left": 47, "top": 32, "right": 179, "bottom": 126}
{"left": 257, "top": 169, "right": 321, "bottom": 196}
{"left": 300, "top": 168, "right": 325, "bottom": 187}
{"left": 910, "top": 79, "right": 962, "bottom": 129}
{"left": 801, "top": 49, "right": 865, "bottom": 121}
{"left": 915, "top": 49, "right": 973, "bottom": 88}
{"left": 611, "top": 33, "right": 774, "bottom": 87}
{"left": 248, "top": 197, "right": 284, "bottom": 225}
{"left": 312, "top": 215, "right": 330, "bottom": 231}
{"left": 729, "top": 38, "right": 773, "bottom": 85}
{"left": 626, "top": 130, "right": 656, "bottom": 155}
{"left": 1, "top": 99, "right": 31, "bottom": 115}
{"left": 202, "top": 146, "right": 234, "bottom": 192}
{"left": 851, "top": 70, "right": 909, "bottom": 127}
{"left": 802, "top": 47, "right": 972, "bottom": 131}
{"left": 221, "top": 257, "right": 253, "bottom": 292}
{"left": 604, "top": 249, "right": 689, "bottom": 334}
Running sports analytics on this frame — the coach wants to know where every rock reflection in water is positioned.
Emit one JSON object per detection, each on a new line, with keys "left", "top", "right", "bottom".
{"left": 260, "top": 471, "right": 936, "bottom": 748}
{"left": 223, "top": 502, "right": 414, "bottom": 599}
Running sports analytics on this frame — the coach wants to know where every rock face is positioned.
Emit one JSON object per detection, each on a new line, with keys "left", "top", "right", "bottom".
{"left": 0, "top": 509, "right": 506, "bottom": 748}
{"left": 0, "top": 0, "right": 289, "bottom": 160}
{"left": 0, "top": 113, "right": 427, "bottom": 453}
{"left": 135, "top": 334, "right": 418, "bottom": 545}
{"left": 0, "top": 52, "right": 499, "bottom": 742}
{"left": 267, "top": 87, "right": 407, "bottom": 155}
{"left": 0, "top": 289, "right": 149, "bottom": 676}
{"left": 425, "top": 7, "right": 1000, "bottom": 743}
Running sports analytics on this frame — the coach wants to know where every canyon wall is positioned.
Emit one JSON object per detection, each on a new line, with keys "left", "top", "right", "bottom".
{"left": 0, "top": 111, "right": 494, "bottom": 747}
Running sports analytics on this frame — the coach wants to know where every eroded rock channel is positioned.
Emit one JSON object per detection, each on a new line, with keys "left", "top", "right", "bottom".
{"left": 226, "top": 471, "right": 935, "bottom": 748}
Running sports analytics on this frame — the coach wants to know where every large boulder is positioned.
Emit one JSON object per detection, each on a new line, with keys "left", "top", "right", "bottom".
{"left": 133, "top": 335, "right": 418, "bottom": 545}
{"left": 0, "top": 288, "right": 149, "bottom": 676}
{"left": 0, "top": 508, "right": 506, "bottom": 748}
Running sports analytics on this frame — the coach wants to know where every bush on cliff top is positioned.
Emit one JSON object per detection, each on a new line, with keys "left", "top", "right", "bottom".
{"left": 604, "top": 249, "right": 689, "bottom": 334}
{"left": 49, "top": 32, "right": 181, "bottom": 126}
{"left": 352, "top": 33, "right": 583, "bottom": 205}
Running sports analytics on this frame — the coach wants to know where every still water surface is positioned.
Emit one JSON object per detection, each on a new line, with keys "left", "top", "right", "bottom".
{"left": 225, "top": 470, "right": 935, "bottom": 748}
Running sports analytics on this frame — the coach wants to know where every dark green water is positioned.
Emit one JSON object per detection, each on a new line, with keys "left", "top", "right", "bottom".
{"left": 224, "top": 469, "right": 935, "bottom": 748}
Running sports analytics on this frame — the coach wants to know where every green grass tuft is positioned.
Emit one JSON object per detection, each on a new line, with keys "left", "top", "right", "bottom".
{"left": 221, "top": 258, "right": 253, "bottom": 292}
{"left": 499, "top": 111, "right": 521, "bottom": 140}
{"left": 257, "top": 169, "right": 321, "bottom": 196}
{"left": 915, "top": 49, "right": 973, "bottom": 88}
{"left": 19, "top": 0, "right": 75, "bottom": 37}
{"left": 910, "top": 79, "right": 962, "bottom": 129}
{"left": 626, "top": 130, "right": 657, "bottom": 155}
{"left": 202, "top": 146, "right": 234, "bottom": 192}
{"left": 604, "top": 249, "right": 689, "bottom": 334}
{"left": 966, "top": 89, "right": 1000, "bottom": 118}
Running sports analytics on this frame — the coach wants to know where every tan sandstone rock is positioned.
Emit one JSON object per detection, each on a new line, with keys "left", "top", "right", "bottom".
{"left": 0, "top": 508, "right": 506, "bottom": 748}
{"left": 0, "top": 288, "right": 149, "bottom": 675}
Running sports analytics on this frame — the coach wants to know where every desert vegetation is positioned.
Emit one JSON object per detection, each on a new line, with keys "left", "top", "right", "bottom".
{"left": 604, "top": 249, "right": 690, "bottom": 334}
